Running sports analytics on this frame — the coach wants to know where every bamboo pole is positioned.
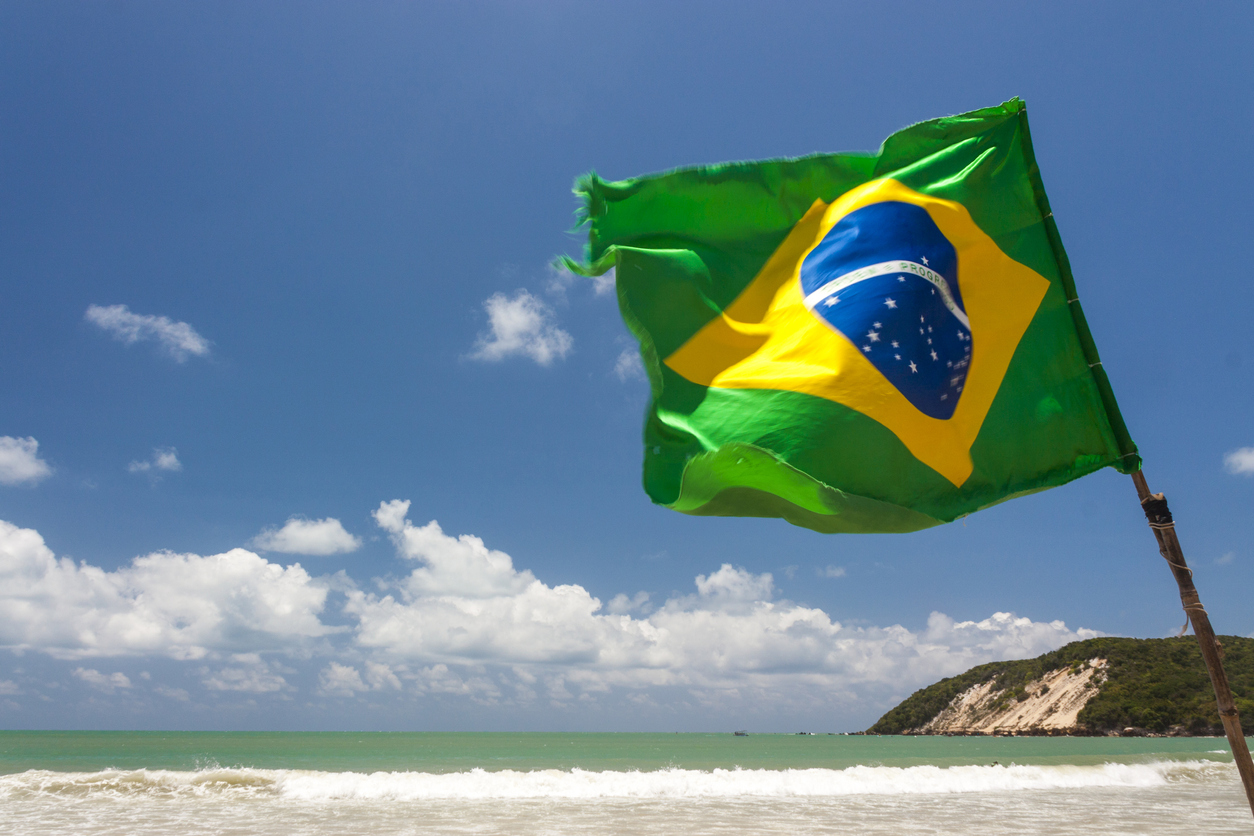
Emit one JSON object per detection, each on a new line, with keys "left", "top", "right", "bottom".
{"left": 1131, "top": 469, "right": 1254, "bottom": 818}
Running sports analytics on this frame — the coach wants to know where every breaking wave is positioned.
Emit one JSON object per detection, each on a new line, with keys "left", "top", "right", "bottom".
{"left": 0, "top": 760, "right": 1231, "bottom": 801}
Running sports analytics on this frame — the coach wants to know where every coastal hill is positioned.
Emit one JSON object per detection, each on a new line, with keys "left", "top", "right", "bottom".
{"left": 868, "top": 636, "right": 1254, "bottom": 736}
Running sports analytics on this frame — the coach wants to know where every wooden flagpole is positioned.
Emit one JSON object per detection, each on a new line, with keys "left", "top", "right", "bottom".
{"left": 1131, "top": 469, "right": 1254, "bottom": 818}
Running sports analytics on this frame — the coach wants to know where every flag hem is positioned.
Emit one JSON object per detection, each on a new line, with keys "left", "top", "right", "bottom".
{"left": 1013, "top": 104, "right": 1141, "bottom": 474}
{"left": 670, "top": 442, "right": 944, "bottom": 534}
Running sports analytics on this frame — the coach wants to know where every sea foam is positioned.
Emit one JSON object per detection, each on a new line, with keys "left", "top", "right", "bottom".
{"left": 0, "top": 760, "right": 1230, "bottom": 802}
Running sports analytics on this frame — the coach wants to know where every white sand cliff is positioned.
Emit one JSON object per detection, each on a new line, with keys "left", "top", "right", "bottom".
{"left": 907, "top": 658, "right": 1108, "bottom": 734}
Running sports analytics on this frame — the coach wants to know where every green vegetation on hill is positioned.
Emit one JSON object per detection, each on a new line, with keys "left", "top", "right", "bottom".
{"left": 867, "top": 636, "right": 1254, "bottom": 735}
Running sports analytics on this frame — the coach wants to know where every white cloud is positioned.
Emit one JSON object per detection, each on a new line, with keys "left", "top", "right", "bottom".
{"left": 545, "top": 264, "right": 615, "bottom": 299}
{"left": 128, "top": 447, "right": 182, "bottom": 476}
{"left": 0, "top": 519, "right": 334, "bottom": 659}
{"left": 202, "top": 661, "right": 286, "bottom": 693}
{"left": 544, "top": 265, "right": 576, "bottom": 299}
{"left": 0, "top": 511, "right": 1100, "bottom": 714}
{"left": 590, "top": 267, "right": 616, "bottom": 297}
{"left": 607, "top": 591, "right": 650, "bottom": 615}
{"left": 693, "top": 563, "right": 776, "bottom": 606}
{"left": 1216, "top": 552, "right": 1235, "bottom": 566}
{"left": 156, "top": 685, "right": 189, "bottom": 701}
{"left": 365, "top": 661, "right": 402, "bottom": 690}
{"left": 348, "top": 503, "right": 1099, "bottom": 710}
{"left": 819, "top": 565, "right": 847, "bottom": 579}
{"left": 316, "top": 661, "right": 401, "bottom": 697}
{"left": 85, "top": 304, "right": 211, "bottom": 362}
{"left": 613, "top": 348, "right": 645, "bottom": 382}
{"left": 371, "top": 499, "right": 536, "bottom": 597}
{"left": 73, "top": 667, "right": 131, "bottom": 692}
{"left": 1224, "top": 447, "right": 1254, "bottom": 475}
{"left": 469, "top": 290, "right": 572, "bottom": 366}
{"left": 252, "top": 517, "right": 361, "bottom": 556}
{"left": 0, "top": 437, "right": 53, "bottom": 486}
{"left": 318, "top": 662, "right": 368, "bottom": 696}
{"left": 0, "top": 680, "right": 19, "bottom": 695}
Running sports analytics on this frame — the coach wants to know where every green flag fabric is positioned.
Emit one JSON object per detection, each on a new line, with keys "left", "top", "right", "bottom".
{"left": 566, "top": 99, "right": 1138, "bottom": 534}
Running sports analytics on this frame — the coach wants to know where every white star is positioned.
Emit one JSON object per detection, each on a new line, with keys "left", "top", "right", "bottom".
{"left": 862, "top": 345, "right": 872, "bottom": 353}
{"left": 884, "top": 298, "right": 897, "bottom": 309}
{"left": 894, "top": 353, "right": 901, "bottom": 360}
{"left": 867, "top": 331, "right": 880, "bottom": 342}
{"left": 873, "top": 322, "right": 882, "bottom": 328}
{"left": 930, "top": 350, "right": 938, "bottom": 360}
{"left": 957, "top": 331, "right": 964, "bottom": 340}
{"left": 897, "top": 275, "right": 906, "bottom": 282}
{"left": 919, "top": 328, "right": 925, "bottom": 335}
{"left": 824, "top": 296, "right": 839, "bottom": 307}
{"left": 927, "top": 338, "right": 932, "bottom": 345}
{"left": 920, "top": 316, "right": 925, "bottom": 323}
{"left": 946, "top": 361, "right": 953, "bottom": 368}
{"left": 891, "top": 341, "right": 899, "bottom": 348}
{"left": 927, "top": 326, "right": 933, "bottom": 333}
{"left": 909, "top": 361, "right": 918, "bottom": 373}
{"left": 940, "top": 393, "right": 948, "bottom": 400}
{"left": 921, "top": 256, "right": 929, "bottom": 266}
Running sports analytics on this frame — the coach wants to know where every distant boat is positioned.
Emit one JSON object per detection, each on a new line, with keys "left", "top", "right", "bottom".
{"left": 733, "top": 730, "right": 748, "bottom": 736}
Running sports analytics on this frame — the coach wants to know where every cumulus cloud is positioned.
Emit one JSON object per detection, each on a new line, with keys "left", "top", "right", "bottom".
{"left": 613, "top": 348, "right": 645, "bottom": 382}
{"left": 0, "top": 510, "right": 1099, "bottom": 716}
{"left": 318, "top": 662, "right": 368, "bottom": 695}
{"left": 819, "top": 565, "right": 847, "bottom": 579}
{"left": 73, "top": 667, "right": 132, "bottom": 692}
{"left": 202, "top": 662, "right": 287, "bottom": 693}
{"left": 365, "top": 661, "right": 402, "bottom": 690}
{"left": 317, "top": 661, "right": 402, "bottom": 696}
{"left": 589, "top": 267, "right": 616, "bottom": 297}
{"left": 469, "top": 290, "right": 572, "bottom": 365}
{"left": 371, "top": 499, "right": 537, "bottom": 598}
{"left": 347, "top": 502, "right": 1098, "bottom": 709}
{"left": 128, "top": 447, "right": 182, "bottom": 477}
{"left": 0, "top": 519, "right": 334, "bottom": 659}
{"left": 1224, "top": 447, "right": 1254, "bottom": 475}
{"left": 688, "top": 563, "right": 777, "bottom": 610}
{"left": 85, "top": 304, "right": 211, "bottom": 362}
{"left": 607, "top": 591, "right": 650, "bottom": 615}
{"left": 0, "top": 437, "right": 53, "bottom": 486}
{"left": 252, "top": 517, "right": 361, "bottom": 556}
{"left": 546, "top": 264, "right": 616, "bottom": 299}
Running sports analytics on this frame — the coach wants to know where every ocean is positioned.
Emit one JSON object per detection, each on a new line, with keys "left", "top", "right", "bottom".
{"left": 1, "top": 732, "right": 1249, "bottom": 835}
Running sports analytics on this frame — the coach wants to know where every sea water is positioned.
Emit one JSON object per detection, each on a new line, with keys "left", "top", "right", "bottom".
{"left": 0, "top": 732, "right": 1249, "bottom": 835}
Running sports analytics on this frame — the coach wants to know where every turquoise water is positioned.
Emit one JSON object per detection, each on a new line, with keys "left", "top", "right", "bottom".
{"left": 0, "top": 730, "right": 1241, "bottom": 774}
{"left": 1, "top": 732, "right": 1250, "bottom": 835}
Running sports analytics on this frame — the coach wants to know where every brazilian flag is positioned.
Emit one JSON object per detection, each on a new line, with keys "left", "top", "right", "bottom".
{"left": 566, "top": 99, "right": 1139, "bottom": 534}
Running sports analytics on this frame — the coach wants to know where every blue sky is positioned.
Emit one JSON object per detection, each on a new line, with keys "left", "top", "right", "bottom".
{"left": 1, "top": 1, "right": 1252, "bottom": 732}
